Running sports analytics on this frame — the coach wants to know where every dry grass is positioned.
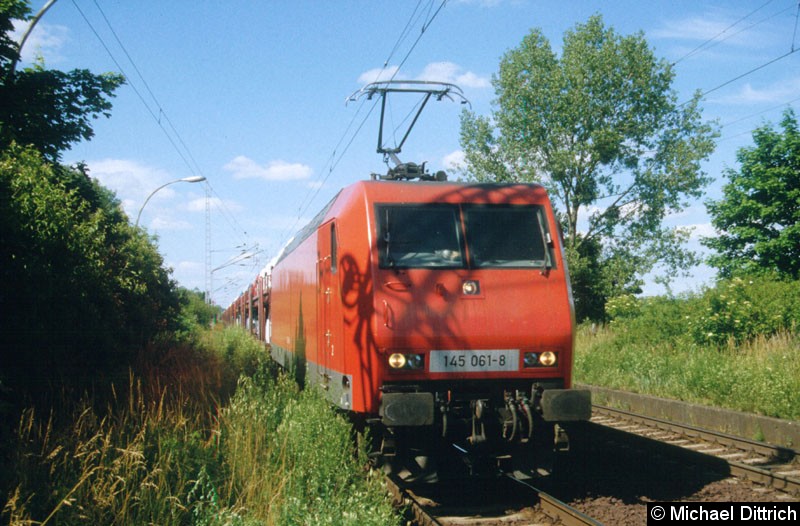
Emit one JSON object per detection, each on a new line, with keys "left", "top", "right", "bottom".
{"left": 3, "top": 373, "right": 212, "bottom": 525}
{"left": 2, "top": 326, "right": 398, "bottom": 526}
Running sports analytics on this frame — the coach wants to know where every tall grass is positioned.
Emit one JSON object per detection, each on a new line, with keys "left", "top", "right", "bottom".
{"left": 575, "top": 277, "right": 800, "bottom": 420}
{"left": 1, "top": 326, "right": 399, "bottom": 525}
{"left": 221, "top": 372, "right": 396, "bottom": 525}
{"left": 3, "top": 373, "right": 221, "bottom": 525}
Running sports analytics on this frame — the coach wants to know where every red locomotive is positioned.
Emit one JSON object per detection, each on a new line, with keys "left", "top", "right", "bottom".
{"left": 223, "top": 82, "right": 590, "bottom": 478}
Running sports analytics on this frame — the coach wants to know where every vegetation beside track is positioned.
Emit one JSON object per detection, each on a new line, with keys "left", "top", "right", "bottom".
{"left": 1, "top": 325, "right": 399, "bottom": 525}
{"left": 574, "top": 275, "right": 800, "bottom": 421}
{"left": 0, "top": 50, "right": 398, "bottom": 522}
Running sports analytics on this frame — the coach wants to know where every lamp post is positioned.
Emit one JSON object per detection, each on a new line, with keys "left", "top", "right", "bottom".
{"left": 7, "top": 0, "right": 59, "bottom": 79}
{"left": 135, "top": 175, "right": 206, "bottom": 227}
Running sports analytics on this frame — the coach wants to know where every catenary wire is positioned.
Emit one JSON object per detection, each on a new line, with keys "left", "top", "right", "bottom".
{"left": 90, "top": 0, "right": 207, "bottom": 182}
{"left": 673, "top": 0, "right": 777, "bottom": 65}
{"left": 71, "top": 1, "right": 251, "bottom": 265}
{"left": 676, "top": 3, "right": 796, "bottom": 65}
{"left": 76, "top": 0, "right": 250, "bottom": 254}
{"left": 695, "top": 48, "right": 799, "bottom": 102}
{"left": 275, "top": 0, "right": 449, "bottom": 254}
{"left": 70, "top": 0, "right": 202, "bottom": 181}
{"left": 383, "top": 0, "right": 425, "bottom": 68}
{"left": 299, "top": 0, "right": 446, "bottom": 208}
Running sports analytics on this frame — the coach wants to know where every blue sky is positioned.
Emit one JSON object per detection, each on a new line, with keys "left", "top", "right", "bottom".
{"left": 13, "top": 0, "right": 800, "bottom": 306}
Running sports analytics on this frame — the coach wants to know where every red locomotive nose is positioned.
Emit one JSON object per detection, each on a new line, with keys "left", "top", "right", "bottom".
{"left": 223, "top": 78, "right": 590, "bottom": 479}
{"left": 226, "top": 179, "right": 589, "bottom": 478}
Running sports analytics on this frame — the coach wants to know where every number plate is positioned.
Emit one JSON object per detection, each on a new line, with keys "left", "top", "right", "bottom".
{"left": 429, "top": 349, "right": 519, "bottom": 373}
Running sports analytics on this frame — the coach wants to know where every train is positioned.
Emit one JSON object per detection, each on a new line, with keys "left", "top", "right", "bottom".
{"left": 222, "top": 166, "right": 591, "bottom": 480}
{"left": 224, "top": 80, "right": 590, "bottom": 479}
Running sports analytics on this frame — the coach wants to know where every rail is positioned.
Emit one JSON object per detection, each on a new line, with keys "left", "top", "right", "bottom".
{"left": 592, "top": 404, "right": 800, "bottom": 496}
{"left": 386, "top": 471, "right": 606, "bottom": 526}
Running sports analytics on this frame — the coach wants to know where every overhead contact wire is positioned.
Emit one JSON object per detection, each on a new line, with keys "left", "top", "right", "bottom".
{"left": 673, "top": 0, "right": 776, "bottom": 65}
{"left": 276, "top": 0, "right": 449, "bottom": 253}
{"left": 75, "top": 1, "right": 250, "bottom": 255}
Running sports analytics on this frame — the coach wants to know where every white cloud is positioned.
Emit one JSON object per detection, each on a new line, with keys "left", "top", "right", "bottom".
{"left": 224, "top": 156, "right": 312, "bottom": 181}
{"left": 442, "top": 150, "right": 465, "bottom": 170}
{"left": 712, "top": 77, "right": 800, "bottom": 105}
{"left": 86, "top": 158, "right": 210, "bottom": 228}
{"left": 650, "top": 12, "right": 759, "bottom": 48}
{"left": 357, "top": 65, "right": 401, "bottom": 84}
{"left": 650, "top": 10, "right": 781, "bottom": 63}
{"left": 686, "top": 222, "right": 717, "bottom": 240}
{"left": 87, "top": 158, "right": 174, "bottom": 210}
{"left": 356, "top": 62, "right": 489, "bottom": 89}
{"left": 651, "top": 17, "right": 734, "bottom": 42}
{"left": 417, "top": 62, "right": 490, "bottom": 88}
{"left": 12, "top": 20, "right": 69, "bottom": 64}
{"left": 303, "top": 180, "right": 325, "bottom": 190}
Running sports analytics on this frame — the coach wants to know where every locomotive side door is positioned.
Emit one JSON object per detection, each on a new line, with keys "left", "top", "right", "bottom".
{"left": 318, "top": 221, "right": 344, "bottom": 393}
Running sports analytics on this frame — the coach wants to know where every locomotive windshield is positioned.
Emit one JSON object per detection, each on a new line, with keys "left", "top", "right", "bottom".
{"left": 376, "top": 204, "right": 553, "bottom": 269}
{"left": 464, "top": 205, "right": 550, "bottom": 268}
{"left": 378, "top": 205, "right": 464, "bottom": 268}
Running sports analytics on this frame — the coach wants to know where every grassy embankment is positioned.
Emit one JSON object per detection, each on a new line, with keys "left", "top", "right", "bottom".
{"left": 1, "top": 327, "right": 399, "bottom": 526}
{"left": 574, "top": 275, "right": 800, "bottom": 421}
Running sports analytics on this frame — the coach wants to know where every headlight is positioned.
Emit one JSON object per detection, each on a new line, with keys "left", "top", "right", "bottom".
{"left": 388, "top": 353, "right": 406, "bottom": 369}
{"left": 539, "top": 351, "right": 557, "bottom": 366}
{"left": 388, "top": 352, "right": 424, "bottom": 371}
{"left": 523, "top": 351, "right": 558, "bottom": 368}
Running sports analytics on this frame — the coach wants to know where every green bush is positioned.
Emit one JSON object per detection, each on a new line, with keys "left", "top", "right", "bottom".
{"left": 689, "top": 276, "right": 800, "bottom": 347}
{"left": 605, "top": 294, "right": 641, "bottom": 322}
{"left": 601, "top": 294, "right": 700, "bottom": 347}
{"left": 1, "top": 146, "right": 179, "bottom": 395}
{"left": 174, "top": 288, "right": 223, "bottom": 343}
{"left": 575, "top": 278, "right": 800, "bottom": 420}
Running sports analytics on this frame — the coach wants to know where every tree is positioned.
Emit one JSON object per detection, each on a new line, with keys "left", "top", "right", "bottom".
{"left": 175, "top": 288, "right": 223, "bottom": 339}
{"left": 0, "top": 0, "right": 28, "bottom": 71}
{"left": 459, "top": 15, "right": 718, "bottom": 320}
{"left": 0, "top": 0, "right": 125, "bottom": 160}
{"left": 0, "top": 2, "right": 183, "bottom": 404}
{"left": 703, "top": 108, "right": 800, "bottom": 279}
{"left": 1, "top": 145, "right": 180, "bottom": 385}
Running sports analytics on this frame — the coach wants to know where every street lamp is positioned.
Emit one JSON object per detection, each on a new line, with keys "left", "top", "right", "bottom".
{"left": 135, "top": 176, "right": 206, "bottom": 227}
{"left": 7, "top": 0, "right": 59, "bottom": 79}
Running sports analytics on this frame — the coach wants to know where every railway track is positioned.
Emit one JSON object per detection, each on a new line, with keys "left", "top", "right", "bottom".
{"left": 385, "top": 472, "right": 603, "bottom": 525}
{"left": 510, "top": 475, "right": 605, "bottom": 526}
{"left": 591, "top": 404, "right": 800, "bottom": 496}
{"left": 383, "top": 396, "right": 799, "bottom": 525}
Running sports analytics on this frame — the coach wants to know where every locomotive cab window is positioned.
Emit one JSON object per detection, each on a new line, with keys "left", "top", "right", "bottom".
{"left": 377, "top": 203, "right": 555, "bottom": 269}
{"left": 377, "top": 205, "right": 464, "bottom": 268}
{"left": 464, "top": 205, "right": 554, "bottom": 269}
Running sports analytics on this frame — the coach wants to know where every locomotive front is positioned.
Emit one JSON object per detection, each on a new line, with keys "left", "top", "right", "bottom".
{"left": 363, "top": 181, "right": 591, "bottom": 474}
{"left": 228, "top": 80, "right": 590, "bottom": 478}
